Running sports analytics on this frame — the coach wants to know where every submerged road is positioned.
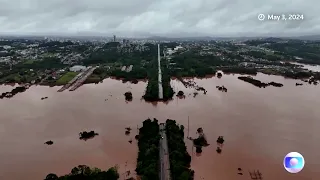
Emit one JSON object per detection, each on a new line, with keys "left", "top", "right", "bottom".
{"left": 158, "top": 44, "right": 163, "bottom": 99}
{"left": 69, "top": 67, "right": 97, "bottom": 91}
{"left": 57, "top": 72, "right": 83, "bottom": 92}
{"left": 159, "top": 123, "right": 171, "bottom": 180}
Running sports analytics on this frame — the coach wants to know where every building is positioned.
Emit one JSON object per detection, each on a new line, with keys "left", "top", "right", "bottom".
{"left": 121, "top": 66, "right": 127, "bottom": 71}
{"left": 126, "top": 65, "right": 133, "bottom": 72}
{"left": 113, "top": 35, "right": 116, "bottom": 42}
{"left": 166, "top": 49, "right": 175, "bottom": 55}
{"left": 173, "top": 46, "right": 184, "bottom": 51}
{"left": 69, "top": 65, "right": 86, "bottom": 72}
{"left": 239, "top": 62, "right": 256, "bottom": 67}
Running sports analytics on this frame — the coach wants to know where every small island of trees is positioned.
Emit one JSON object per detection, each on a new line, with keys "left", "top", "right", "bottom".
{"left": 79, "top": 131, "right": 99, "bottom": 141}
{"left": 44, "top": 140, "right": 53, "bottom": 145}
{"left": 124, "top": 92, "right": 133, "bottom": 101}
{"left": 238, "top": 76, "right": 283, "bottom": 88}
{"left": 238, "top": 76, "right": 269, "bottom": 88}
{"left": 176, "top": 90, "right": 185, "bottom": 98}
{"left": 216, "top": 86, "right": 227, "bottom": 92}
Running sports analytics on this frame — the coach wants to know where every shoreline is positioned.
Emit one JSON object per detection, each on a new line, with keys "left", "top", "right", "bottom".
{"left": 0, "top": 71, "right": 318, "bottom": 88}
{"left": 2, "top": 72, "right": 317, "bottom": 103}
{"left": 2, "top": 61, "right": 320, "bottom": 87}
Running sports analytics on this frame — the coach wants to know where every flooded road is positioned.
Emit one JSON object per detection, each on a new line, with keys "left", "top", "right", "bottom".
{"left": 0, "top": 74, "right": 320, "bottom": 180}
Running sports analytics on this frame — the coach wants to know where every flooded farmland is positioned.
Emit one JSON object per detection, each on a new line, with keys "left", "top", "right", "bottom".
{"left": 0, "top": 72, "right": 320, "bottom": 180}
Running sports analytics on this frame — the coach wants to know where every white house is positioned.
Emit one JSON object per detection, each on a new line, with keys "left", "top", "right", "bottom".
{"left": 174, "top": 46, "right": 184, "bottom": 51}
{"left": 69, "top": 65, "right": 86, "bottom": 72}
{"left": 126, "top": 65, "right": 133, "bottom": 72}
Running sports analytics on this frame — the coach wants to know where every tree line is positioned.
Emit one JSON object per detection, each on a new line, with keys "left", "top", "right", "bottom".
{"left": 142, "top": 58, "right": 160, "bottom": 101}
{"left": 135, "top": 118, "right": 161, "bottom": 180}
{"left": 165, "top": 119, "right": 194, "bottom": 180}
{"left": 245, "top": 39, "right": 320, "bottom": 65}
{"left": 161, "top": 59, "right": 175, "bottom": 100}
{"left": 168, "top": 51, "right": 219, "bottom": 77}
{"left": 44, "top": 165, "right": 119, "bottom": 180}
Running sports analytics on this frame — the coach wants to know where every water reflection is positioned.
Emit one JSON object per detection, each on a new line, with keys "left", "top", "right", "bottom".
{"left": 0, "top": 75, "right": 320, "bottom": 180}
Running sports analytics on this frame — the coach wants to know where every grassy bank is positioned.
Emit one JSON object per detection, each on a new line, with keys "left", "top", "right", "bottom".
{"left": 55, "top": 72, "right": 79, "bottom": 85}
{"left": 84, "top": 74, "right": 102, "bottom": 84}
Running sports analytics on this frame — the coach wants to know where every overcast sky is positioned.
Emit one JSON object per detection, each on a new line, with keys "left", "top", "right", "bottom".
{"left": 0, "top": 0, "right": 318, "bottom": 37}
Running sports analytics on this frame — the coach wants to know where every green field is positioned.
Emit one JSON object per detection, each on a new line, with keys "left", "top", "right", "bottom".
{"left": 24, "top": 59, "right": 35, "bottom": 64}
{"left": 55, "top": 72, "right": 79, "bottom": 85}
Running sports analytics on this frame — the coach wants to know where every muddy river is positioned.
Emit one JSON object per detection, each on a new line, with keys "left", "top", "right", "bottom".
{"left": 0, "top": 72, "right": 319, "bottom": 180}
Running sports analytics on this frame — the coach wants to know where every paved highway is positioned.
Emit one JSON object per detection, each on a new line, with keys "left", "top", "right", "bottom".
{"left": 158, "top": 44, "right": 163, "bottom": 99}
{"left": 159, "top": 123, "right": 170, "bottom": 180}
{"left": 69, "top": 67, "right": 97, "bottom": 91}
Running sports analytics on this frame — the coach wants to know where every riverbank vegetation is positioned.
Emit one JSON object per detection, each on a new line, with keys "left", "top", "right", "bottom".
{"left": 161, "top": 60, "right": 175, "bottom": 101}
{"left": 142, "top": 59, "right": 159, "bottom": 101}
{"left": 220, "top": 67, "right": 257, "bottom": 75}
{"left": 135, "top": 118, "right": 160, "bottom": 180}
{"left": 142, "top": 55, "right": 175, "bottom": 101}
{"left": 281, "top": 70, "right": 320, "bottom": 81}
{"left": 0, "top": 86, "right": 28, "bottom": 99}
{"left": 165, "top": 119, "right": 194, "bottom": 180}
{"left": 44, "top": 165, "right": 119, "bottom": 180}
{"left": 108, "top": 67, "right": 148, "bottom": 81}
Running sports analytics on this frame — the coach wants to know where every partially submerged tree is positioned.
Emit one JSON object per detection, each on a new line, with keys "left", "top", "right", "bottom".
{"left": 79, "top": 131, "right": 99, "bottom": 141}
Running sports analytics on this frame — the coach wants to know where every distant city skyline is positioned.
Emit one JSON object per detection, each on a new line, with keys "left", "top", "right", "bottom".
{"left": 0, "top": 0, "right": 318, "bottom": 37}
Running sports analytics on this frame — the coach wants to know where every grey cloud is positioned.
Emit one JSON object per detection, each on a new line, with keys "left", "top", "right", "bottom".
{"left": 0, "top": 0, "right": 318, "bottom": 37}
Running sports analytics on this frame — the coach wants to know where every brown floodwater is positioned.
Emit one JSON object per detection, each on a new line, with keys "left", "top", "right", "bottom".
{"left": 0, "top": 73, "right": 320, "bottom": 180}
